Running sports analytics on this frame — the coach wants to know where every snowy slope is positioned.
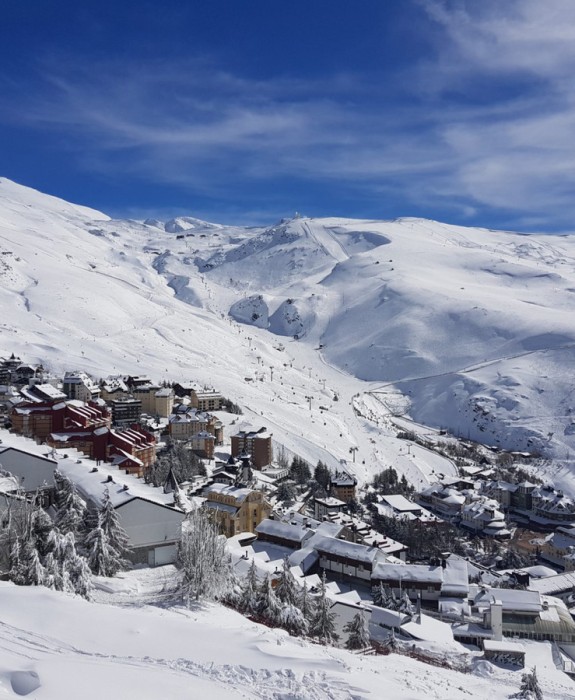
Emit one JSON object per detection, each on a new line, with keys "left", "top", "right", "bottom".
{"left": 1, "top": 578, "right": 572, "bottom": 700}
{"left": 2, "top": 179, "right": 575, "bottom": 489}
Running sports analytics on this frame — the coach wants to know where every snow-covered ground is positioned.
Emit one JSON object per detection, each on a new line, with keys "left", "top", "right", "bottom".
{"left": 1, "top": 573, "right": 573, "bottom": 700}
{"left": 2, "top": 178, "right": 575, "bottom": 492}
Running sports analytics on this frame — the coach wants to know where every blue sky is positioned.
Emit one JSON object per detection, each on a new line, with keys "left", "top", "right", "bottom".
{"left": 1, "top": 0, "right": 575, "bottom": 231}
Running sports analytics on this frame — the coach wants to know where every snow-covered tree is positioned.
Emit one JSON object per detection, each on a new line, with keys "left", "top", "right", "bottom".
{"left": 239, "top": 559, "right": 260, "bottom": 616}
{"left": 84, "top": 490, "right": 130, "bottom": 577}
{"left": 275, "top": 556, "right": 298, "bottom": 606}
{"left": 56, "top": 531, "right": 93, "bottom": 598}
{"left": 299, "top": 580, "right": 315, "bottom": 622}
{"left": 343, "top": 610, "right": 370, "bottom": 650}
{"left": 309, "top": 572, "right": 339, "bottom": 645}
{"left": 257, "top": 573, "right": 283, "bottom": 624}
{"left": 178, "top": 507, "right": 231, "bottom": 602}
{"left": 515, "top": 667, "right": 543, "bottom": 700}
{"left": 371, "top": 582, "right": 386, "bottom": 608}
{"left": 54, "top": 474, "right": 86, "bottom": 537}
{"left": 398, "top": 592, "right": 414, "bottom": 616}
{"left": 22, "top": 541, "right": 46, "bottom": 587}
{"left": 279, "top": 604, "right": 308, "bottom": 636}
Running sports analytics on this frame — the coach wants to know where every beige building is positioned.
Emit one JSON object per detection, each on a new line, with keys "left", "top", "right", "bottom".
{"left": 191, "top": 390, "right": 223, "bottom": 412}
{"left": 202, "top": 483, "right": 272, "bottom": 537}
{"left": 132, "top": 383, "right": 161, "bottom": 414}
{"left": 154, "top": 388, "right": 174, "bottom": 418}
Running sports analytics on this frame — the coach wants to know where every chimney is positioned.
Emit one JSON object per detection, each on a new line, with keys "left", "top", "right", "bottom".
{"left": 490, "top": 599, "right": 503, "bottom": 641}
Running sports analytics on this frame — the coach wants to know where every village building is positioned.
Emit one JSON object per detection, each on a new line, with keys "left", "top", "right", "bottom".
{"left": 231, "top": 428, "right": 272, "bottom": 469}
{"left": 110, "top": 398, "right": 142, "bottom": 427}
{"left": 0, "top": 445, "right": 58, "bottom": 494}
{"left": 329, "top": 469, "right": 357, "bottom": 502}
{"left": 131, "top": 382, "right": 162, "bottom": 414}
{"left": 100, "top": 377, "right": 130, "bottom": 402}
{"left": 0, "top": 354, "right": 22, "bottom": 383}
{"left": 62, "top": 371, "right": 101, "bottom": 403}
{"left": 418, "top": 484, "right": 466, "bottom": 519}
{"left": 202, "top": 483, "right": 272, "bottom": 537}
{"left": 376, "top": 494, "right": 444, "bottom": 525}
{"left": 313, "top": 534, "right": 388, "bottom": 583}
{"left": 191, "top": 390, "right": 223, "bottom": 412}
{"left": 371, "top": 559, "right": 469, "bottom": 605}
{"left": 154, "top": 387, "right": 174, "bottom": 418}
{"left": 314, "top": 495, "right": 346, "bottom": 520}
{"left": 457, "top": 587, "right": 575, "bottom": 645}
{"left": 255, "top": 518, "right": 315, "bottom": 550}
{"left": 188, "top": 431, "right": 215, "bottom": 460}
{"left": 540, "top": 526, "right": 575, "bottom": 571}
{"left": 460, "top": 496, "right": 511, "bottom": 538}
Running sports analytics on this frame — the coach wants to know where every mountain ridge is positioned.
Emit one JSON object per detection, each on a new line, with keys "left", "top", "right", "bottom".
{"left": 2, "top": 177, "right": 575, "bottom": 490}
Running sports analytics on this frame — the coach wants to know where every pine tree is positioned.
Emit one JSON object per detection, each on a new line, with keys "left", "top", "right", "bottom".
{"left": 516, "top": 667, "right": 543, "bottom": 700}
{"left": 372, "top": 582, "right": 386, "bottom": 608}
{"left": 54, "top": 476, "right": 86, "bottom": 537}
{"left": 97, "top": 489, "right": 131, "bottom": 564}
{"left": 22, "top": 540, "right": 45, "bottom": 586}
{"left": 239, "top": 559, "right": 260, "bottom": 615}
{"left": 279, "top": 604, "right": 308, "bottom": 636}
{"left": 299, "top": 580, "right": 315, "bottom": 623}
{"left": 309, "top": 572, "right": 339, "bottom": 645}
{"left": 275, "top": 556, "right": 298, "bottom": 606}
{"left": 257, "top": 574, "right": 283, "bottom": 624}
{"left": 344, "top": 610, "right": 370, "bottom": 650}
{"left": 85, "top": 526, "right": 118, "bottom": 577}
{"left": 178, "top": 507, "right": 231, "bottom": 602}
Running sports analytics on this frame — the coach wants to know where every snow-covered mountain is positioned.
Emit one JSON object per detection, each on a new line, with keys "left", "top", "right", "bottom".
{"left": 2, "top": 178, "right": 575, "bottom": 486}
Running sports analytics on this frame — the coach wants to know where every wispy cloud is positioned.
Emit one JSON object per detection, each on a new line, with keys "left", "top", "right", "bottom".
{"left": 3, "top": 3, "right": 575, "bottom": 231}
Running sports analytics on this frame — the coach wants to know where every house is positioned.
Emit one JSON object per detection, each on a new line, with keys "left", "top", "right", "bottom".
{"left": 62, "top": 371, "right": 101, "bottom": 403}
{"left": 0, "top": 353, "right": 23, "bottom": 384}
{"left": 329, "top": 469, "right": 357, "bottom": 503}
{"left": 540, "top": 526, "right": 575, "bottom": 571}
{"left": 371, "top": 559, "right": 469, "bottom": 605}
{"left": 56, "top": 454, "right": 186, "bottom": 566}
{"left": 231, "top": 428, "right": 272, "bottom": 469}
{"left": 100, "top": 377, "right": 129, "bottom": 402}
{"left": 313, "top": 534, "right": 386, "bottom": 583}
{"left": 11, "top": 399, "right": 110, "bottom": 441}
{"left": 528, "top": 570, "right": 575, "bottom": 602}
{"left": 202, "top": 483, "right": 272, "bottom": 537}
{"left": 463, "top": 587, "right": 575, "bottom": 644}
{"left": 131, "top": 383, "right": 161, "bottom": 415}
{"left": 314, "top": 496, "right": 346, "bottom": 520}
{"left": 110, "top": 398, "right": 142, "bottom": 427}
{"left": 531, "top": 485, "right": 575, "bottom": 525}
{"left": 460, "top": 497, "right": 511, "bottom": 538}
{"left": 191, "top": 390, "right": 223, "bottom": 412}
{"left": 255, "top": 518, "right": 315, "bottom": 550}
{"left": 154, "top": 388, "right": 174, "bottom": 418}
{"left": 0, "top": 445, "right": 58, "bottom": 494}
{"left": 188, "top": 431, "right": 215, "bottom": 459}
{"left": 418, "top": 484, "right": 466, "bottom": 519}
{"left": 0, "top": 432, "right": 185, "bottom": 566}
{"left": 376, "top": 494, "right": 443, "bottom": 525}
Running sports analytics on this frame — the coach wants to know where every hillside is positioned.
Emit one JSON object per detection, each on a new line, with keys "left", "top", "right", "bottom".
{"left": 2, "top": 178, "right": 575, "bottom": 490}
{"left": 2, "top": 576, "right": 573, "bottom": 700}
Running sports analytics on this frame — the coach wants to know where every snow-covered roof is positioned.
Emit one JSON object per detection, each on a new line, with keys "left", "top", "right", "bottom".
{"left": 372, "top": 562, "right": 442, "bottom": 585}
{"left": 473, "top": 588, "right": 542, "bottom": 613}
{"left": 380, "top": 494, "right": 421, "bottom": 513}
{"left": 312, "top": 535, "right": 382, "bottom": 565}
{"left": 529, "top": 570, "right": 575, "bottom": 595}
{"left": 255, "top": 518, "right": 311, "bottom": 543}
{"left": 204, "top": 482, "right": 254, "bottom": 502}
